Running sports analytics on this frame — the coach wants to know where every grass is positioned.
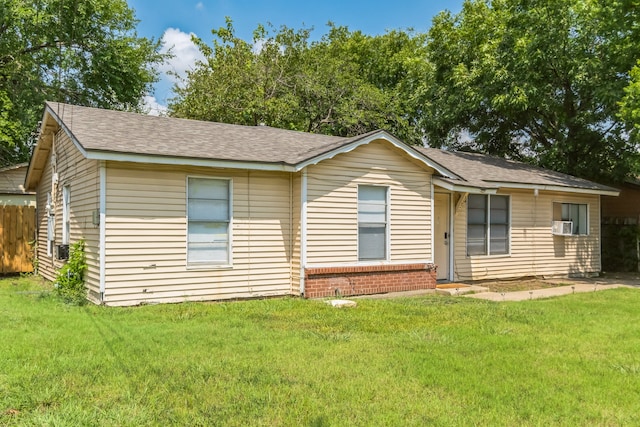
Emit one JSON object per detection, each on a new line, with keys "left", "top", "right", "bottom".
{"left": 1, "top": 276, "right": 640, "bottom": 426}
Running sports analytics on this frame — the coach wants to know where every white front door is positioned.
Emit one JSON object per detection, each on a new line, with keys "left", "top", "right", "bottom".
{"left": 434, "top": 193, "right": 450, "bottom": 280}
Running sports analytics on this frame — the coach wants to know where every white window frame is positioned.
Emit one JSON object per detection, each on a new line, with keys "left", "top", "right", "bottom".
{"left": 357, "top": 185, "right": 390, "bottom": 262}
{"left": 62, "top": 186, "right": 70, "bottom": 245}
{"left": 556, "top": 202, "right": 589, "bottom": 236}
{"left": 466, "top": 194, "right": 511, "bottom": 257}
{"left": 186, "top": 176, "right": 233, "bottom": 269}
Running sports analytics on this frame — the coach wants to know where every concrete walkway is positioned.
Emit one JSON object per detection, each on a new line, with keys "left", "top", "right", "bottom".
{"left": 464, "top": 282, "right": 633, "bottom": 302}
{"left": 354, "top": 275, "right": 639, "bottom": 301}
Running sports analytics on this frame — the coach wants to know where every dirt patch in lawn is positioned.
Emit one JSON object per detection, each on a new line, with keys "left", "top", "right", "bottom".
{"left": 472, "top": 278, "right": 571, "bottom": 293}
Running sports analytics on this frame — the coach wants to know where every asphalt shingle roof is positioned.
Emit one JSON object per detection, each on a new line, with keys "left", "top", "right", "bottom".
{"left": 417, "top": 147, "right": 615, "bottom": 192}
{"left": 47, "top": 102, "right": 356, "bottom": 166}
{"left": 43, "top": 102, "right": 615, "bottom": 194}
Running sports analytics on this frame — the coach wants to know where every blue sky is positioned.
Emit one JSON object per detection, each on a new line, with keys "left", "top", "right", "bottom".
{"left": 127, "top": 0, "right": 465, "bottom": 113}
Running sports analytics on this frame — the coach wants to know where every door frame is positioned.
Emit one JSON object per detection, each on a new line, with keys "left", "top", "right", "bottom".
{"left": 433, "top": 192, "right": 453, "bottom": 281}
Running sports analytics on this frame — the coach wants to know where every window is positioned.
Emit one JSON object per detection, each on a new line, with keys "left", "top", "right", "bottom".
{"left": 467, "top": 194, "right": 509, "bottom": 256}
{"left": 187, "top": 177, "right": 231, "bottom": 266}
{"left": 555, "top": 202, "right": 588, "bottom": 235}
{"left": 62, "top": 186, "right": 70, "bottom": 245}
{"left": 358, "top": 185, "right": 388, "bottom": 261}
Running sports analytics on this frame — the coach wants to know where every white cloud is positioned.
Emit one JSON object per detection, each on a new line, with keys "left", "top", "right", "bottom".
{"left": 142, "top": 95, "right": 169, "bottom": 116}
{"left": 144, "top": 27, "right": 206, "bottom": 115}
{"left": 195, "top": 2, "right": 204, "bottom": 10}
{"left": 159, "top": 27, "right": 206, "bottom": 87}
{"left": 252, "top": 38, "right": 266, "bottom": 54}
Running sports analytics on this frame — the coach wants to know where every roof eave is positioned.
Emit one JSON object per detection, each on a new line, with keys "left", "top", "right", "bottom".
{"left": 432, "top": 177, "right": 498, "bottom": 194}
{"left": 24, "top": 106, "right": 60, "bottom": 191}
{"left": 84, "top": 150, "right": 297, "bottom": 172}
{"left": 433, "top": 177, "right": 619, "bottom": 196}
{"left": 0, "top": 162, "right": 28, "bottom": 173}
{"left": 486, "top": 181, "right": 620, "bottom": 196}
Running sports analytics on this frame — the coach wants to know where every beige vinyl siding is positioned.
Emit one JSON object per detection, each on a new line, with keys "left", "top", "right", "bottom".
{"left": 35, "top": 149, "right": 56, "bottom": 280}
{"left": 102, "top": 163, "right": 292, "bottom": 306}
{"left": 0, "top": 165, "right": 36, "bottom": 206}
{"left": 35, "top": 130, "right": 100, "bottom": 298}
{"left": 291, "top": 174, "right": 301, "bottom": 295}
{"left": 0, "top": 166, "right": 27, "bottom": 193}
{"left": 305, "top": 139, "right": 432, "bottom": 266}
{"left": 453, "top": 189, "right": 601, "bottom": 280}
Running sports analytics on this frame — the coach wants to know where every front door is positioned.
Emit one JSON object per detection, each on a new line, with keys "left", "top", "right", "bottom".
{"left": 434, "top": 193, "right": 450, "bottom": 280}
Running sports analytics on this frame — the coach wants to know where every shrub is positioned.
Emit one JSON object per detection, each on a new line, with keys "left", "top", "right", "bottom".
{"left": 54, "top": 240, "right": 87, "bottom": 305}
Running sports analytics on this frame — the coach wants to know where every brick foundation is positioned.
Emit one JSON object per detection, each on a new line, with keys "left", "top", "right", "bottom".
{"left": 303, "top": 263, "right": 437, "bottom": 298}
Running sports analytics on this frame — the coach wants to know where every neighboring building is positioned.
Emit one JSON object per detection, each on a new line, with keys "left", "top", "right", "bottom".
{"left": 601, "top": 179, "right": 640, "bottom": 272}
{"left": 0, "top": 163, "right": 36, "bottom": 206}
{"left": 25, "top": 102, "right": 618, "bottom": 306}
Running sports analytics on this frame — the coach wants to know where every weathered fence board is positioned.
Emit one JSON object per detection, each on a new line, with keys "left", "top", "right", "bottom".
{"left": 0, "top": 205, "right": 36, "bottom": 274}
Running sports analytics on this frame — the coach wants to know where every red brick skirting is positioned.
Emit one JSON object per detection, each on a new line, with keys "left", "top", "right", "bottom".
{"left": 304, "top": 263, "right": 437, "bottom": 298}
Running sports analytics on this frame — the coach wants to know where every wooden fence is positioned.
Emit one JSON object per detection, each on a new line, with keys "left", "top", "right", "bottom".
{"left": 0, "top": 205, "right": 36, "bottom": 274}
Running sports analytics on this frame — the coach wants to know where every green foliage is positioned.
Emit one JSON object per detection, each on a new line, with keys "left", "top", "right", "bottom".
{"left": 620, "top": 60, "right": 640, "bottom": 149}
{"left": 170, "top": 18, "right": 428, "bottom": 144}
{"left": 422, "top": 0, "right": 640, "bottom": 182}
{"left": 2, "top": 276, "right": 640, "bottom": 424}
{"left": 0, "top": 0, "right": 165, "bottom": 167}
{"left": 602, "top": 224, "right": 640, "bottom": 272}
{"left": 54, "top": 240, "right": 87, "bottom": 305}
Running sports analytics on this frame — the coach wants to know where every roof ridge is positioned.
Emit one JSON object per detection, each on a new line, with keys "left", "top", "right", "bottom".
{"left": 45, "top": 101, "right": 349, "bottom": 141}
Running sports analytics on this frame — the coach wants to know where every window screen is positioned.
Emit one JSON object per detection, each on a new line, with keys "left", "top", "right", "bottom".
{"left": 358, "top": 185, "right": 388, "bottom": 261}
{"left": 187, "top": 178, "right": 231, "bottom": 265}
{"left": 467, "top": 194, "right": 509, "bottom": 255}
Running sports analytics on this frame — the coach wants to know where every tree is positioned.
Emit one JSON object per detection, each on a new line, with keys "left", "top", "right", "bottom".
{"left": 0, "top": 0, "right": 164, "bottom": 166}
{"left": 169, "top": 19, "right": 428, "bottom": 144}
{"left": 421, "top": 0, "right": 640, "bottom": 182}
{"left": 620, "top": 60, "right": 640, "bottom": 148}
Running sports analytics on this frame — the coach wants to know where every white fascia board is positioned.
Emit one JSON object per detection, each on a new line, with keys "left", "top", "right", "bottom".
{"left": 84, "top": 150, "right": 296, "bottom": 172}
{"left": 485, "top": 181, "right": 620, "bottom": 197}
{"left": 44, "top": 105, "right": 90, "bottom": 158}
{"left": 25, "top": 109, "right": 58, "bottom": 190}
{"left": 295, "top": 131, "right": 457, "bottom": 178}
{"left": 433, "top": 176, "right": 619, "bottom": 197}
{"left": 432, "top": 177, "right": 498, "bottom": 194}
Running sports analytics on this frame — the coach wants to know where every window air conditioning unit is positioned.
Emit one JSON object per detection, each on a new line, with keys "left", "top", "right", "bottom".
{"left": 56, "top": 244, "right": 69, "bottom": 260}
{"left": 551, "top": 221, "right": 573, "bottom": 236}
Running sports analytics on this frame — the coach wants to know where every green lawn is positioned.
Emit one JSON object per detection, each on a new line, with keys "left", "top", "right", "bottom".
{"left": 2, "top": 276, "right": 639, "bottom": 426}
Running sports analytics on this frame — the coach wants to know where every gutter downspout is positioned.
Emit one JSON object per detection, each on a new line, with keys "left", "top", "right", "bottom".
{"left": 99, "top": 161, "right": 106, "bottom": 303}
{"left": 430, "top": 179, "right": 435, "bottom": 268}
{"left": 449, "top": 192, "right": 454, "bottom": 281}
{"left": 300, "top": 169, "right": 308, "bottom": 296}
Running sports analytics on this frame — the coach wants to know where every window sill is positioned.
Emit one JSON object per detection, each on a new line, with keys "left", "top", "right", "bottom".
{"left": 186, "top": 263, "right": 233, "bottom": 271}
{"left": 357, "top": 259, "right": 390, "bottom": 264}
{"left": 466, "top": 253, "right": 511, "bottom": 259}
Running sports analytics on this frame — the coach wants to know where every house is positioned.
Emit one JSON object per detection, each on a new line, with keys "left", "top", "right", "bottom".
{"left": 0, "top": 163, "right": 36, "bottom": 206}
{"left": 25, "top": 102, "right": 618, "bottom": 306}
{"left": 415, "top": 148, "right": 618, "bottom": 281}
{"left": 601, "top": 179, "right": 640, "bottom": 271}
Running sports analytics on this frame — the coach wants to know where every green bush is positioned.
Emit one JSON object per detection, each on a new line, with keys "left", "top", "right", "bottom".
{"left": 602, "top": 225, "right": 640, "bottom": 272}
{"left": 54, "top": 240, "right": 87, "bottom": 305}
